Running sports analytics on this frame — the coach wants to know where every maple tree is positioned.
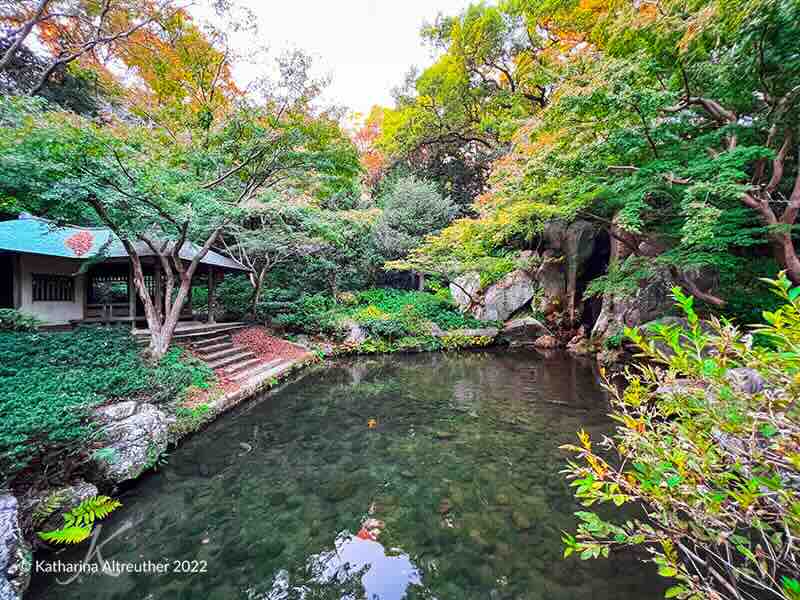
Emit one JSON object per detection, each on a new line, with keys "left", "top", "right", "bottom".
{"left": 390, "top": 0, "right": 800, "bottom": 316}
{"left": 352, "top": 106, "right": 386, "bottom": 190}
{"left": 0, "top": 0, "right": 179, "bottom": 94}
{"left": 0, "top": 5, "right": 361, "bottom": 359}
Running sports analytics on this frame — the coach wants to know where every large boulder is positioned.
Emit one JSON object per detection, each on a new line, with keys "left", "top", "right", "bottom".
{"left": 564, "top": 220, "right": 598, "bottom": 319}
{"left": 0, "top": 496, "right": 30, "bottom": 600}
{"left": 591, "top": 267, "right": 675, "bottom": 340}
{"left": 474, "top": 270, "right": 537, "bottom": 322}
{"left": 449, "top": 272, "right": 481, "bottom": 311}
{"left": 92, "top": 401, "right": 170, "bottom": 484}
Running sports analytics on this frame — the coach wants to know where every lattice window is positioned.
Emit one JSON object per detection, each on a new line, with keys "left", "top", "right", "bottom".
{"left": 32, "top": 274, "right": 74, "bottom": 302}
{"left": 88, "top": 273, "right": 129, "bottom": 304}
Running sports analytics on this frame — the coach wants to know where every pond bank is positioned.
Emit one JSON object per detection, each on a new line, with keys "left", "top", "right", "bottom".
{"left": 2, "top": 325, "right": 512, "bottom": 600}
{"left": 0, "top": 325, "right": 321, "bottom": 600}
{"left": 27, "top": 349, "right": 664, "bottom": 600}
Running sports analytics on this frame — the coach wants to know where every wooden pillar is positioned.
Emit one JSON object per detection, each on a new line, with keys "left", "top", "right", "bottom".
{"left": 207, "top": 267, "right": 216, "bottom": 324}
{"left": 154, "top": 261, "right": 163, "bottom": 321}
{"left": 128, "top": 259, "right": 136, "bottom": 328}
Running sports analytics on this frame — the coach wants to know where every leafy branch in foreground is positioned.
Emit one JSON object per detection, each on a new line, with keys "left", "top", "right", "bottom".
{"left": 562, "top": 274, "right": 800, "bottom": 600}
{"left": 38, "top": 495, "right": 122, "bottom": 545}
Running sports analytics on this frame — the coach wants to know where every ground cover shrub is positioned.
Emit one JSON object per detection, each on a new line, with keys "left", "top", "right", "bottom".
{"left": 562, "top": 276, "right": 800, "bottom": 600}
{"left": 351, "top": 288, "right": 484, "bottom": 330}
{"left": 270, "top": 288, "right": 483, "bottom": 338}
{"left": 0, "top": 308, "right": 40, "bottom": 331}
{"left": 0, "top": 326, "right": 214, "bottom": 482}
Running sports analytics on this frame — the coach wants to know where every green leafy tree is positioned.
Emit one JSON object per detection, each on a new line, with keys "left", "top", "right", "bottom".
{"left": 562, "top": 276, "right": 800, "bottom": 600}
{"left": 371, "top": 176, "right": 457, "bottom": 260}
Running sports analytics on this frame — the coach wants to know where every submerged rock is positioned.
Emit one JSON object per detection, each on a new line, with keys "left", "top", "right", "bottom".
{"left": 0, "top": 495, "right": 31, "bottom": 600}
{"left": 511, "top": 510, "right": 532, "bottom": 531}
{"left": 92, "top": 401, "right": 170, "bottom": 484}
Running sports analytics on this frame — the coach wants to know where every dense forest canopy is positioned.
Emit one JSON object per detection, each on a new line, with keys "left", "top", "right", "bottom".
{"left": 2, "top": 2, "right": 800, "bottom": 600}
{"left": 375, "top": 0, "right": 800, "bottom": 323}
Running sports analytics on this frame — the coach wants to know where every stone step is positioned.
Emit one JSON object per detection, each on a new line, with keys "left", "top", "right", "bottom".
{"left": 224, "top": 357, "right": 263, "bottom": 376}
{"left": 171, "top": 324, "right": 248, "bottom": 341}
{"left": 236, "top": 360, "right": 295, "bottom": 387}
{"left": 207, "top": 350, "right": 257, "bottom": 370}
{"left": 230, "top": 358, "right": 284, "bottom": 382}
{"left": 132, "top": 321, "right": 245, "bottom": 335}
{"left": 192, "top": 335, "right": 232, "bottom": 349}
{"left": 199, "top": 345, "right": 240, "bottom": 361}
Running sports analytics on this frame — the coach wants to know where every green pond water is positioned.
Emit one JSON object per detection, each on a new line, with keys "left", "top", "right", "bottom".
{"left": 30, "top": 349, "right": 664, "bottom": 600}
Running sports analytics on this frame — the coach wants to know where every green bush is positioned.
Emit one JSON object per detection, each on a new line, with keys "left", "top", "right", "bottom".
{"left": 267, "top": 287, "right": 487, "bottom": 343}
{"left": 0, "top": 326, "right": 214, "bottom": 481}
{"left": 217, "top": 275, "right": 254, "bottom": 318}
{"left": 352, "top": 288, "right": 484, "bottom": 330}
{"left": 360, "top": 318, "right": 411, "bottom": 340}
{"left": 0, "top": 308, "right": 40, "bottom": 331}
{"left": 562, "top": 276, "right": 800, "bottom": 600}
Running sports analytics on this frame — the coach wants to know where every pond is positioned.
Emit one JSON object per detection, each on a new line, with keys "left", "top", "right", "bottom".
{"left": 30, "top": 349, "right": 665, "bottom": 600}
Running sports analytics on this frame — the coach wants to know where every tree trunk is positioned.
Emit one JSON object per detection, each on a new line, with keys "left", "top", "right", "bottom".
{"left": 250, "top": 267, "right": 266, "bottom": 317}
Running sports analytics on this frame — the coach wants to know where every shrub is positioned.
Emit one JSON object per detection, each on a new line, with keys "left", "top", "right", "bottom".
{"left": 0, "top": 308, "right": 40, "bottom": 331}
{"left": 360, "top": 318, "right": 410, "bottom": 340}
{"left": 353, "top": 288, "right": 484, "bottom": 330}
{"left": 0, "top": 326, "right": 214, "bottom": 481}
{"left": 210, "top": 274, "right": 254, "bottom": 319}
{"left": 268, "top": 287, "right": 487, "bottom": 343}
{"left": 371, "top": 176, "right": 457, "bottom": 260}
{"left": 562, "top": 276, "right": 800, "bottom": 600}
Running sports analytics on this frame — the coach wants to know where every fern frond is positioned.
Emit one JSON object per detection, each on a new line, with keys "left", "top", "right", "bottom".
{"left": 38, "top": 525, "right": 92, "bottom": 545}
{"left": 31, "top": 491, "right": 65, "bottom": 527}
{"left": 64, "top": 495, "right": 122, "bottom": 528}
{"left": 37, "top": 495, "right": 122, "bottom": 546}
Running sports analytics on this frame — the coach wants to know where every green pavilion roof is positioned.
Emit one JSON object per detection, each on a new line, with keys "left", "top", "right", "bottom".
{"left": 0, "top": 214, "right": 249, "bottom": 271}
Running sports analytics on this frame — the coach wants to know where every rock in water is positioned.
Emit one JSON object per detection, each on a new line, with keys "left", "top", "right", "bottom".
{"left": 511, "top": 510, "right": 532, "bottom": 530}
{"left": 501, "top": 317, "right": 548, "bottom": 344}
{"left": 92, "top": 401, "right": 170, "bottom": 483}
{"left": 0, "top": 495, "right": 31, "bottom": 600}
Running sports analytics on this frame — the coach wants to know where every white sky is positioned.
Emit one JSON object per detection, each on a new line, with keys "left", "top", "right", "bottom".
{"left": 194, "top": 0, "right": 475, "bottom": 117}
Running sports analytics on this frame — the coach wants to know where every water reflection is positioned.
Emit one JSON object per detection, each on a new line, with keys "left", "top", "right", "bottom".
{"left": 265, "top": 531, "right": 423, "bottom": 600}
{"left": 29, "top": 349, "right": 664, "bottom": 600}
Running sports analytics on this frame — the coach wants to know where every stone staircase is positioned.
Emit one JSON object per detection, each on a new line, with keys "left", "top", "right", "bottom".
{"left": 134, "top": 322, "right": 302, "bottom": 386}
{"left": 191, "top": 333, "right": 289, "bottom": 383}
